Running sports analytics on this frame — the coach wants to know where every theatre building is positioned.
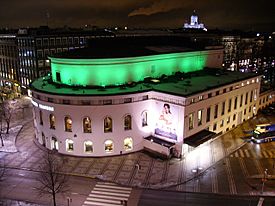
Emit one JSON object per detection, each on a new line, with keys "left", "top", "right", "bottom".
{"left": 30, "top": 38, "right": 263, "bottom": 157}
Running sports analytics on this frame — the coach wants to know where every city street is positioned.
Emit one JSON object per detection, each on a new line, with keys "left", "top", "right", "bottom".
{"left": 0, "top": 98, "right": 275, "bottom": 205}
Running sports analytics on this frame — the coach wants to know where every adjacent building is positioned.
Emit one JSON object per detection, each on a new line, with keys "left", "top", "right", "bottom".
{"left": 0, "top": 27, "right": 114, "bottom": 93}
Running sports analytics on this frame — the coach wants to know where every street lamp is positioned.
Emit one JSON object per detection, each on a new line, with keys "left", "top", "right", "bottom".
{"left": 261, "top": 168, "right": 268, "bottom": 194}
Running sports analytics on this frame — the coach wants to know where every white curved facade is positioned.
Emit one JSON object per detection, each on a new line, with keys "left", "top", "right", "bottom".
{"left": 31, "top": 90, "right": 185, "bottom": 157}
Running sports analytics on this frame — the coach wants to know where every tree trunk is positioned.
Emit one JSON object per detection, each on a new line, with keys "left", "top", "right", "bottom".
{"left": 0, "top": 134, "right": 4, "bottom": 147}
{"left": 6, "top": 121, "right": 9, "bottom": 134}
{"left": 52, "top": 191, "right": 56, "bottom": 206}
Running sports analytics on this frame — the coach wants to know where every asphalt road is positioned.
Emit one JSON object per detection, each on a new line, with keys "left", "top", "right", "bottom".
{"left": 0, "top": 168, "right": 93, "bottom": 206}
{"left": 138, "top": 189, "right": 275, "bottom": 206}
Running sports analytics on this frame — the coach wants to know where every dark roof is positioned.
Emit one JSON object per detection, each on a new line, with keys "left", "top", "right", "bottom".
{"left": 51, "top": 36, "right": 207, "bottom": 59}
{"left": 145, "top": 136, "right": 175, "bottom": 148}
{"left": 184, "top": 130, "right": 217, "bottom": 147}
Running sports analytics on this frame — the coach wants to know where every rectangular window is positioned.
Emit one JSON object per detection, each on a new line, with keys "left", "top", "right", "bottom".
{"left": 245, "top": 92, "right": 248, "bottom": 105}
{"left": 250, "top": 91, "right": 253, "bottom": 102}
{"left": 68, "top": 37, "right": 73, "bottom": 45}
{"left": 259, "top": 99, "right": 262, "bottom": 105}
{"left": 227, "top": 116, "right": 230, "bottom": 124}
{"left": 228, "top": 98, "right": 232, "bottom": 112}
{"left": 142, "top": 95, "right": 148, "bottom": 100}
{"left": 221, "top": 101, "right": 225, "bottom": 115}
{"left": 233, "top": 114, "right": 236, "bottom": 121}
{"left": 191, "top": 98, "right": 195, "bottom": 104}
{"left": 81, "top": 100, "right": 90, "bottom": 105}
{"left": 234, "top": 96, "right": 238, "bottom": 109}
{"left": 240, "top": 95, "right": 243, "bottom": 107}
{"left": 103, "top": 99, "right": 112, "bottom": 105}
{"left": 43, "top": 38, "right": 48, "bottom": 46}
{"left": 124, "top": 98, "right": 132, "bottom": 103}
{"left": 198, "top": 95, "right": 203, "bottom": 101}
{"left": 216, "top": 90, "right": 219, "bottom": 96}
{"left": 213, "top": 123, "right": 217, "bottom": 131}
{"left": 198, "top": 109, "right": 202, "bottom": 126}
{"left": 63, "top": 99, "right": 70, "bottom": 104}
{"left": 56, "top": 72, "right": 61, "bottom": 82}
{"left": 214, "top": 104, "right": 218, "bottom": 119}
{"left": 208, "top": 93, "right": 212, "bottom": 98}
{"left": 223, "top": 88, "right": 226, "bottom": 93}
{"left": 188, "top": 113, "right": 194, "bottom": 130}
{"left": 230, "top": 86, "right": 233, "bottom": 91}
{"left": 56, "top": 38, "right": 61, "bottom": 45}
{"left": 206, "top": 107, "right": 211, "bottom": 122}
{"left": 36, "top": 39, "right": 42, "bottom": 47}
{"left": 244, "top": 109, "right": 246, "bottom": 115}
{"left": 50, "top": 38, "right": 55, "bottom": 46}
{"left": 220, "top": 119, "right": 224, "bottom": 127}
{"left": 62, "top": 37, "right": 67, "bottom": 45}
{"left": 37, "top": 50, "right": 43, "bottom": 59}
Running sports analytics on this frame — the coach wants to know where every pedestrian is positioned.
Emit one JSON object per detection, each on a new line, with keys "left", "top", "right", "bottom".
{"left": 135, "top": 163, "right": 140, "bottom": 170}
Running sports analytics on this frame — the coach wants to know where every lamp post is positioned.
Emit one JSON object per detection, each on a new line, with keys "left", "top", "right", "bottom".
{"left": 261, "top": 168, "right": 268, "bottom": 194}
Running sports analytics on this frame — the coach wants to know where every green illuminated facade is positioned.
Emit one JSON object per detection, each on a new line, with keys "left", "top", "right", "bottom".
{"left": 50, "top": 50, "right": 209, "bottom": 87}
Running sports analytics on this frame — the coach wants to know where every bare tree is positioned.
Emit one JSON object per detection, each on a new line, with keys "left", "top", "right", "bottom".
{"left": 36, "top": 151, "right": 69, "bottom": 206}
{"left": 0, "top": 100, "right": 19, "bottom": 134}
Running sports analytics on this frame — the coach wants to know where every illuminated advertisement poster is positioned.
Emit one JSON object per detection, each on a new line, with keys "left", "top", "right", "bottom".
{"left": 154, "top": 102, "right": 178, "bottom": 141}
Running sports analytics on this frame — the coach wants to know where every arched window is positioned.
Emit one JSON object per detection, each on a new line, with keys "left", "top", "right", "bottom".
{"left": 51, "top": 137, "right": 58, "bottom": 150}
{"left": 124, "top": 115, "right": 132, "bottom": 130}
{"left": 104, "top": 117, "right": 112, "bottom": 133}
{"left": 84, "top": 141, "right": 93, "bottom": 153}
{"left": 104, "top": 140, "right": 113, "bottom": 153}
{"left": 39, "top": 110, "right": 43, "bottom": 125}
{"left": 64, "top": 116, "right": 72, "bottom": 132}
{"left": 124, "top": 137, "right": 133, "bottom": 151}
{"left": 141, "top": 111, "right": 148, "bottom": 127}
{"left": 49, "top": 114, "right": 55, "bottom": 129}
{"left": 83, "top": 117, "right": 92, "bottom": 133}
{"left": 66, "top": 139, "right": 74, "bottom": 152}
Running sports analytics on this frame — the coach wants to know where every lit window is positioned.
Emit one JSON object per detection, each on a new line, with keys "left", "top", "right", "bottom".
{"left": 197, "top": 110, "right": 202, "bottom": 126}
{"left": 84, "top": 141, "right": 93, "bottom": 153}
{"left": 124, "top": 137, "right": 133, "bottom": 151}
{"left": 51, "top": 137, "right": 58, "bottom": 150}
{"left": 83, "top": 117, "right": 92, "bottom": 133}
{"left": 141, "top": 111, "right": 148, "bottom": 127}
{"left": 104, "top": 117, "right": 112, "bottom": 133}
{"left": 66, "top": 139, "right": 74, "bottom": 152}
{"left": 104, "top": 140, "right": 113, "bottom": 153}
{"left": 188, "top": 113, "right": 194, "bottom": 130}
{"left": 65, "top": 116, "right": 72, "bottom": 132}
{"left": 198, "top": 95, "right": 203, "bottom": 101}
{"left": 49, "top": 114, "right": 55, "bottom": 129}
{"left": 124, "top": 115, "right": 132, "bottom": 130}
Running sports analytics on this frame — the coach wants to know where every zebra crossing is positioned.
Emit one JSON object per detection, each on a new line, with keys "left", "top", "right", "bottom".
{"left": 82, "top": 182, "right": 132, "bottom": 206}
{"left": 230, "top": 149, "right": 274, "bottom": 158}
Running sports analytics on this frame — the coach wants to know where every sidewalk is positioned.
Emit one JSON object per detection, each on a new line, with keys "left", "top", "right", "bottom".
{"left": 1, "top": 96, "right": 275, "bottom": 197}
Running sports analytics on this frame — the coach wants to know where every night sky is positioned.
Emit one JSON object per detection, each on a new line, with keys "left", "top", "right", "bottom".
{"left": 1, "top": 0, "right": 274, "bottom": 31}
